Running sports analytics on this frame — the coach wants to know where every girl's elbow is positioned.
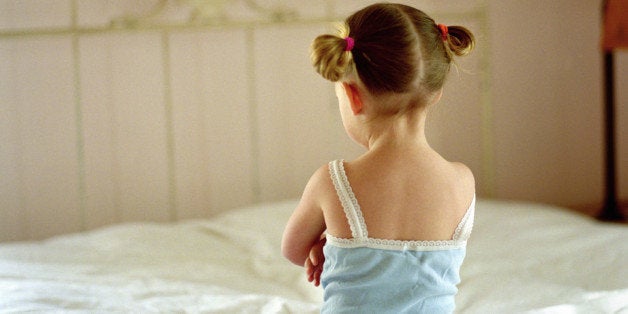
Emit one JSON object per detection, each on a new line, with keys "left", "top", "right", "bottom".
{"left": 283, "top": 251, "right": 302, "bottom": 266}
{"left": 281, "top": 240, "right": 306, "bottom": 266}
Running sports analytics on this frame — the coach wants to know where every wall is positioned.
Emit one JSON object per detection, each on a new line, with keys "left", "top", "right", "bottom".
{"left": 1, "top": 0, "right": 626, "bottom": 242}
{"left": 489, "top": 1, "right": 626, "bottom": 212}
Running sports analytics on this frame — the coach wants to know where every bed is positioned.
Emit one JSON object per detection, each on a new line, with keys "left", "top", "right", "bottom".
{"left": 0, "top": 199, "right": 626, "bottom": 313}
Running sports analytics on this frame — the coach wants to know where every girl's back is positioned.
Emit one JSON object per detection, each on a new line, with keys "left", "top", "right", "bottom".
{"left": 322, "top": 149, "right": 475, "bottom": 243}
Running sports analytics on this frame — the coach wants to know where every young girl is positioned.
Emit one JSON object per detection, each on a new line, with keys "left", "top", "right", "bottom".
{"left": 282, "top": 3, "right": 476, "bottom": 313}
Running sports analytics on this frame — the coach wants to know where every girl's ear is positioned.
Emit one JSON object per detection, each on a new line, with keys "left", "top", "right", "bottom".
{"left": 430, "top": 88, "right": 444, "bottom": 106}
{"left": 342, "top": 82, "right": 363, "bottom": 115}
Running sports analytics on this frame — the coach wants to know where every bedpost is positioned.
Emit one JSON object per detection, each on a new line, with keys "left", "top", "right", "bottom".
{"left": 598, "top": 51, "right": 624, "bottom": 222}
{"left": 598, "top": 0, "right": 626, "bottom": 222}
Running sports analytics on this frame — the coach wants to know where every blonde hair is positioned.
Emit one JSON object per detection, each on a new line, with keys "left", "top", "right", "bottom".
{"left": 311, "top": 3, "right": 474, "bottom": 108}
{"left": 311, "top": 23, "right": 353, "bottom": 82}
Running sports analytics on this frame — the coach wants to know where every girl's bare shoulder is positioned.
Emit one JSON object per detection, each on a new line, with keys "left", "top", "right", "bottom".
{"left": 449, "top": 161, "right": 476, "bottom": 195}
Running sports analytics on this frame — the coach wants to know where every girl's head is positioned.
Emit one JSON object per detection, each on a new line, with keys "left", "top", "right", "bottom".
{"left": 311, "top": 3, "right": 474, "bottom": 115}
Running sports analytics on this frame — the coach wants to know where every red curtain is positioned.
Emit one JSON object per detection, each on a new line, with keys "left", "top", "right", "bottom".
{"left": 603, "top": 0, "right": 628, "bottom": 50}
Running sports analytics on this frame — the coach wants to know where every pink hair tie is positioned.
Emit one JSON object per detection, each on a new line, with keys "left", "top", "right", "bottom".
{"left": 344, "top": 36, "right": 355, "bottom": 52}
{"left": 437, "top": 24, "right": 448, "bottom": 41}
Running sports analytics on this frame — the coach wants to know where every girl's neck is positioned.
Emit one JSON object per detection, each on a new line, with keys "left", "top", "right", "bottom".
{"left": 364, "top": 109, "right": 430, "bottom": 153}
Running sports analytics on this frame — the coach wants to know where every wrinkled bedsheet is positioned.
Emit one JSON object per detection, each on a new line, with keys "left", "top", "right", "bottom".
{"left": 0, "top": 199, "right": 626, "bottom": 313}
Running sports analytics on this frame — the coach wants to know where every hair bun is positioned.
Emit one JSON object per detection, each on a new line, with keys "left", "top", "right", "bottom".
{"left": 446, "top": 25, "right": 475, "bottom": 56}
{"left": 310, "top": 24, "right": 354, "bottom": 82}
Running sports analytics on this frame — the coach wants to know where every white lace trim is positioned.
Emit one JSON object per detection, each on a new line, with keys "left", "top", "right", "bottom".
{"left": 327, "top": 234, "right": 467, "bottom": 252}
{"left": 452, "top": 196, "right": 476, "bottom": 241}
{"left": 329, "top": 160, "right": 368, "bottom": 239}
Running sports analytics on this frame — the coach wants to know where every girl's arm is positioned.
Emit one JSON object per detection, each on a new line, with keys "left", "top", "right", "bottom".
{"left": 281, "top": 165, "right": 328, "bottom": 266}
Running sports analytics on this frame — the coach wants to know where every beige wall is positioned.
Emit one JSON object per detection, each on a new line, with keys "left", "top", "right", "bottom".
{"left": 490, "top": 1, "right": 605, "bottom": 206}
{"left": 1, "top": 0, "right": 626, "bottom": 242}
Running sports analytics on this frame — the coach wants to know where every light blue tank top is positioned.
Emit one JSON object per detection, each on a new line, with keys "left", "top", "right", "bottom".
{"left": 321, "top": 160, "right": 475, "bottom": 314}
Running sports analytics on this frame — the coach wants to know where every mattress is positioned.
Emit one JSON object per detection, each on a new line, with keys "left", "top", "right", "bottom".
{"left": 0, "top": 199, "right": 626, "bottom": 313}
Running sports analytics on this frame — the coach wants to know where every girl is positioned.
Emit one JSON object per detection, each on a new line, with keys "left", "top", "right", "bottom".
{"left": 282, "top": 3, "right": 476, "bottom": 313}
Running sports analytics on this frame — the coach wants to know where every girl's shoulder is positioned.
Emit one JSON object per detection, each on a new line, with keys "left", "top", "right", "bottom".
{"left": 449, "top": 161, "right": 476, "bottom": 196}
{"left": 305, "top": 162, "right": 343, "bottom": 208}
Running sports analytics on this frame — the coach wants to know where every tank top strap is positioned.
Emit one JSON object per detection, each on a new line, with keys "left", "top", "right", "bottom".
{"left": 452, "top": 195, "right": 476, "bottom": 241}
{"left": 328, "top": 159, "right": 369, "bottom": 240}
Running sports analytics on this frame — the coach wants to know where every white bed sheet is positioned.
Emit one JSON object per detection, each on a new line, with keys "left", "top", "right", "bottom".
{"left": 0, "top": 199, "right": 626, "bottom": 313}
